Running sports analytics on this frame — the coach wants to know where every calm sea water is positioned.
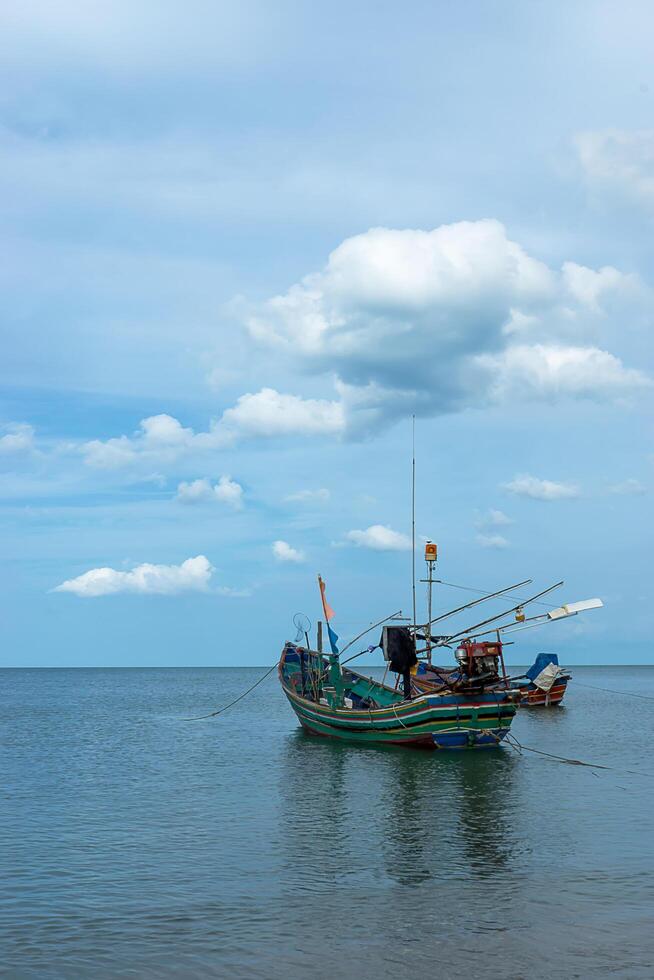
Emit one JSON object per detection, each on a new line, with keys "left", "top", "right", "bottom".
{"left": 3, "top": 666, "right": 654, "bottom": 979}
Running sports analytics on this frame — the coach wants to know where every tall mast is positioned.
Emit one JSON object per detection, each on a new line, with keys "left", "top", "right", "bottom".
{"left": 411, "top": 415, "right": 417, "bottom": 632}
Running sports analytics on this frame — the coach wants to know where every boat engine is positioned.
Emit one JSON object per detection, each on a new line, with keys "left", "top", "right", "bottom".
{"left": 455, "top": 641, "right": 503, "bottom": 682}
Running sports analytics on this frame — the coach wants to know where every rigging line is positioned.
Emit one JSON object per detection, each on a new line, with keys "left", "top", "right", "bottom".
{"left": 416, "top": 578, "right": 532, "bottom": 633}
{"left": 505, "top": 733, "right": 654, "bottom": 778}
{"left": 434, "top": 578, "right": 558, "bottom": 609}
{"left": 446, "top": 580, "right": 564, "bottom": 643}
{"left": 570, "top": 680, "right": 654, "bottom": 702}
{"left": 339, "top": 609, "right": 403, "bottom": 658}
{"left": 183, "top": 662, "right": 278, "bottom": 721}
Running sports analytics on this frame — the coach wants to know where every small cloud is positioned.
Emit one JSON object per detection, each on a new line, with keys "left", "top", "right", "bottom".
{"left": 54, "top": 555, "right": 213, "bottom": 597}
{"left": 272, "top": 540, "right": 305, "bottom": 563}
{"left": 477, "top": 534, "right": 509, "bottom": 549}
{"left": 574, "top": 129, "right": 654, "bottom": 206}
{"left": 346, "top": 524, "right": 411, "bottom": 551}
{"left": 609, "top": 478, "right": 646, "bottom": 495}
{"left": 285, "top": 488, "right": 331, "bottom": 503}
{"left": 176, "top": 476, "right": 243, "bottom": 509}
{"left": 176, "top": 478, "right": 213, "bottom": 503}
{"left": 475, "top": 508, "right": 513, "bottom": 529}
{"left": 502, "top": 474, "right": 580, "bottom": 501}
{"left": 213, "top": 476, "right": 244, "bottom": 509}
{"left": 0, "top": 422, "right": 34, "bottom": 454}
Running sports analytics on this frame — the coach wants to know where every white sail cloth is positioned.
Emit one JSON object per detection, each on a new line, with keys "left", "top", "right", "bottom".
{"left": 532, "top": 662, "right": 562, "bottom": 692}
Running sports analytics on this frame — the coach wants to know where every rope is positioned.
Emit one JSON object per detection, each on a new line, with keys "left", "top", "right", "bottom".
{"left": 435, "top": 578, "right": 557, "bottom": 609}
{"left": 391, "top": 703, "right": 409, "bottom": 728}
{"left": 504, "top": 733, "right": 654, "bottom": 778}
{"left": 570, "top": 680, "right": 654, "bottom": 702}
{"left": 183, "top": 662, "right": 278, "bottom": 721}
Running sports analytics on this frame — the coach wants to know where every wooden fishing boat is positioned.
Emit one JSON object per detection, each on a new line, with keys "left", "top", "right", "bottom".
{"left": 277, "top": 427, "right": 600, "bottom": 744}
{"left": 279, "top": 642, "right": 519, "bottom": 750}
{"left": 278, "top": 564, "right": 600, "bottom": 746}
{"left": 510, "top": 653, "right": 571, "bottom": 707}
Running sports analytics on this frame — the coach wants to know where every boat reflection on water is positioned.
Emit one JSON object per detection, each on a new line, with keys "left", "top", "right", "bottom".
{"left": 276, "top": 730, "right": 522, "bottom": 890}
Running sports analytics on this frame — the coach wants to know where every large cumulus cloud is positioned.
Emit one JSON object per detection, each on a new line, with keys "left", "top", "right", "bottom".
{"left": 245, "top": 219, "right": 649, "bottom": 435}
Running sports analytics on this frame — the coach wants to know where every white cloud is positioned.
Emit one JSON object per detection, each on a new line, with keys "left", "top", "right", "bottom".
{"left": 81, "top": 413, "right": 218, "bottom": 470}
{"left": 272, "top": 540, "right": 305, "bottom": 563}
{"left": 285, "top": 488, "right": 331, "bottom": 503}
{"left": 561, "top": 262, "right": 635, "bottom": 312}
{"left": 36, "top": 218, "right": 650, "bottom": 476}
{"left": 575, "top": 129, "right": 654, "bottom": 205}
{"left": 477, "top": 534, "right": 509, "bottom": 549}
{"left": 0, "top": 423, "right": 35, "bottom": 455}
{"left": 248, "top": 220, "right": 555, "bottom": 362}
{"left": 609, "top": 478, "right": 646, "bottom": 496}
{"left": 54, "top": 555, "right": 213, "bottom": 597}
{"left": 243, "top": 219, "right": 649, "bottom": 433}
{"left": 346, "top": 524, "right": 411, "bottom": 551}
{"left": 213, "top": 475, "right": 244, "bottom": 508}
{"left": 79, "top": 391, "right": 345, "bottom": 471}
{"left": 503, "top": 475, "right": 580, "bottom": 501}
{"left": 476, "top": 344, "right": 650, "bottom": 403}
{"left": 220, "top": 388, "right": 344, "bottom": 438}
{"left": 176, "top": 476, "right": 244, "bottom": 508}
{"left": 176, "top": 478, "right": 214, "bottom": 503}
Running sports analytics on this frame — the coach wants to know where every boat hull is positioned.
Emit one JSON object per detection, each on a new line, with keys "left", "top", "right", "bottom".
{"left": 518, "top": 677, "right": 569, "bottom": 706}
{"left": 279, "top": 647, "right": 517, "bottom": 749}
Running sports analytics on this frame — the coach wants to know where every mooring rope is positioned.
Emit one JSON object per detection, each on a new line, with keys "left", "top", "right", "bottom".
{"left": 570, "top": 680, "right": 654, "bottom": 701}
{"left": 183, "top": 662, "right": 279, "bottom": 721}
{"left": 504, "top": 732, "right": 654, "bottom": 778}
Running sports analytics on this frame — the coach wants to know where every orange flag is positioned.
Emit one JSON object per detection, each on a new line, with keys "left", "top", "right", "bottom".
{"left": 318, "top": 575, "right": 335, "bottom": 621}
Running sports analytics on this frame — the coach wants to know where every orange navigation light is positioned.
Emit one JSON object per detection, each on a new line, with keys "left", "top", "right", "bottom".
{"left": 424, "top": 542, "right": 438, "bottom": 562}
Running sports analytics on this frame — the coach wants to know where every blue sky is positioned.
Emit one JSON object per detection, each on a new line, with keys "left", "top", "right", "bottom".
{"left": 1, "top": 0, "right": 652, "bottom": 666}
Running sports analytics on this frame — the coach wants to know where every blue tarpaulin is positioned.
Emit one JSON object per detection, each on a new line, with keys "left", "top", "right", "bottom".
{"left": 526, "top": 652, "right": 559, "bottom": 681}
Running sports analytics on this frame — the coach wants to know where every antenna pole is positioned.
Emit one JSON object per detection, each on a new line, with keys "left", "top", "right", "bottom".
{"left": 426, "top": 555, "right": 433, "bottom": 664}
{"left": 411, "top": 415, "right": 416, "bottom": 633}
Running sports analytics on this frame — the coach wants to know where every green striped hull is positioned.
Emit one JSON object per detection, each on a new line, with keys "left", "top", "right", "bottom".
{"left": 282, "top": 685, "right": 516, "bottom": 750}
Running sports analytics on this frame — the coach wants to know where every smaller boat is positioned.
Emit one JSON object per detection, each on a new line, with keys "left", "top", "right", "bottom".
{"left": 510, "top": 653, "right": 571, "bottom": 707}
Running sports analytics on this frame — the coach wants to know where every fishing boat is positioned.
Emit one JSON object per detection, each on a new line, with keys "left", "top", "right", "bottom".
{"left": 278, "top": 422, "right": 600, "bottom": 742}
{"left": 279, "top": 643, "right": 519, "bottom": 750}
{"left": 278, "top": 577, "right": 520, "bottom": 750}
{"left": 510, "top": 653, "right": 571, "bottom": 707}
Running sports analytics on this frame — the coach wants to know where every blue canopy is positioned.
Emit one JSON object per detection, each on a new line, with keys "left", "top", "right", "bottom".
{"left": 526, "top": 652, "right": 559, "bottom": 681}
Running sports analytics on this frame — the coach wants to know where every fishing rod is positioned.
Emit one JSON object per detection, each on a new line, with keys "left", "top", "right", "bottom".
{"left": 466, "top": 611, "right": 561, "bottom": 641}
{"left": 411, "top": 577, "right": 533, "bottom": 635}
{"left": 467, "top": 597, "right": 603, "bottom": 641}
{"left": 440, "top": 580, "right": 564, "bottom": 645}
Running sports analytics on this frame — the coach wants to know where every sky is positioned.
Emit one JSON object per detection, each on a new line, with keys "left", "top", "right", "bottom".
{"left": 1, "top": 0, "right": 652, "bottom": 666}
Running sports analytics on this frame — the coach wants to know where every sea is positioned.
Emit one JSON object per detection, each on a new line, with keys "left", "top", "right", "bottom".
{"left": 3, "top": 666, "right": 654, "bottom": 980}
